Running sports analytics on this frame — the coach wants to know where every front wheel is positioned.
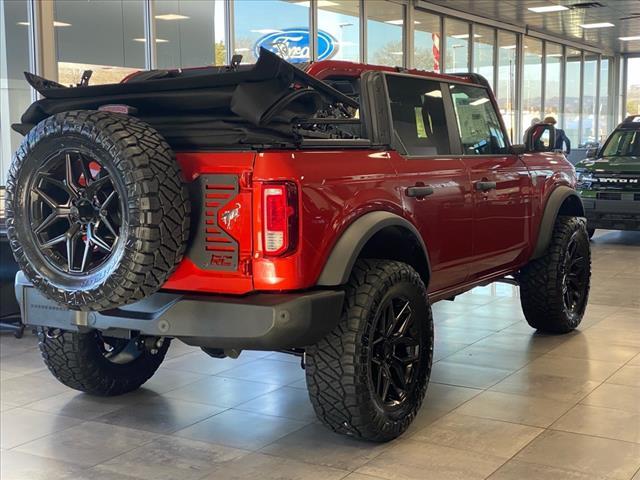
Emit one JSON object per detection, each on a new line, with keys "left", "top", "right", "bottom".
{"left": 38, "top": 329, "right": 170, "bottom": 396}
{"left": 519, "top": 216, "right": 591, "bottom": 333}
{"left": 305, "top": 259, "right": 433, "bottom": 442}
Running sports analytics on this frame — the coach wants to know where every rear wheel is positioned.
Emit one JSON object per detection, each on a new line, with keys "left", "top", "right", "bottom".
{"left": 519, "top": 216, "right": 591, "bottom": 333}
{"left": 305, "top": 259, "right": 433, "bottom": 442}
{"left": 38, "top": 329, "right": 169, "bottom": 396}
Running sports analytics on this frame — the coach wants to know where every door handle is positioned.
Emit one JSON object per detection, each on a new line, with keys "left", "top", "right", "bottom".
{"left": 405, "top": 185, "right": 434, "bottom": 198}
{"left": 475, "top": 181, "right": 497, "bottom": 192}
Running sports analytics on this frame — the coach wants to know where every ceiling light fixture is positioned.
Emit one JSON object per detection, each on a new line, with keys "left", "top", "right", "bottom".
{"left": 619, "top": 35, "right": 640, "bottom": 41}
{"left": 133, "top": 38, "right": 169, "bottom": 43}
{"left": 579, "top": 22, "right": 614, "bottom": 28}
{"left": 250, "top": 29, "right": 284, "bottom": 34}
{"left": 528, "top": 5, "right": 569, "bottom": 13}
{"left": 19, "top": 20, "right": 71, "bottom": 26}
{"left": 384, "top": 19, "right": 421, "bottom": 25}
{"left": 294, "top": 0, "right": 338, "bottom": 6}
{"left": 470, "top": 98, "right": 490, "bottom": 106}
{"left": 451, "top": 34, "right": 482, "bottom": 39}
{"left": 155, "top": 13, "right": 189, "bottom": 21}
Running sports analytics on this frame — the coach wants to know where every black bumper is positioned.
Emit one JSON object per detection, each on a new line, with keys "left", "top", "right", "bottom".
{"left": 582, "top": 197, "right": 640, "bottom": 231}
{"left": 15, "top": 271, "right": 344, "bottom": 350}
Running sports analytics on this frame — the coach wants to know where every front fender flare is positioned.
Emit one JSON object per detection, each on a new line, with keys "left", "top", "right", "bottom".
{"left": 531, "top": 186, "right": 585, "bottom": 259}
{"left": 316, "top": 211, "right": 430, "bottom": 286}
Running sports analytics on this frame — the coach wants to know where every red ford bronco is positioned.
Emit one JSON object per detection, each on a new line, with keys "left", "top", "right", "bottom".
{"left": 6, "top": 49, "right": 591, "bottom": 441}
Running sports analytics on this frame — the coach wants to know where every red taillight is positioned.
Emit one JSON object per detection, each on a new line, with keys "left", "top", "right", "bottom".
{"left": 262, "top": 182, "right": 298, "bottom": 256}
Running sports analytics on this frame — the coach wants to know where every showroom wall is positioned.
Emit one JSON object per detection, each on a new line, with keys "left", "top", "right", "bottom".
{"left": 1, "top": 0, "right": 637, "bottom": 186}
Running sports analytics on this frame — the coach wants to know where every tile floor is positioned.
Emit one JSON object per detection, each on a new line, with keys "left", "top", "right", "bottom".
{"left": 1, "top": 230, "right": 639, "bottom": 480}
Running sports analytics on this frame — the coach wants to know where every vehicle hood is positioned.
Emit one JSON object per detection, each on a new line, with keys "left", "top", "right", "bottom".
{"left": 575, "top": 156, "right": 640, "bottom": 174}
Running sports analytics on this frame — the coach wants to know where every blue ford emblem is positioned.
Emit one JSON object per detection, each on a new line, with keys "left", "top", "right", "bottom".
{"left": 254, "top": 28, "right": 338, "bottom": 63}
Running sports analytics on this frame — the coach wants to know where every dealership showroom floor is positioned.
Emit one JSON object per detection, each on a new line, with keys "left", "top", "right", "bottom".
{"left": 1, "top": 230, "right": 639, "bottom": 480}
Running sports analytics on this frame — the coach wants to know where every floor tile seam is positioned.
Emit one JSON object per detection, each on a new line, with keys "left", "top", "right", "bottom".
{"left": 256, "top": 447, "right": 371, "bottom": 474}
{"left": 494, "top": 454, "right": 622, "bottom": 480}
{"left": 9, "top": 427, "right": 162, "bottom": 469}
{"left": 175, "top": 417, "right": 311, "bottom": 454}
{"left": 82, "top": 435, "right": 253, "bottom": 480}
{"left": 90, "top": 405, "right": 232, "bottom": 435}
{"left": 575, "top": 399, "right": 640, "bottom": 415}
{"left": 160, "top": 372, "right": 285, "bottom": 398}
{"left": 447, "top": 403, "right": 573, "bottom": 430}
{"left": 547, "top": 422, "right": 640, "bottom": 445}
{"left": 2, "top": 410, "right": 85, "bottom": 450}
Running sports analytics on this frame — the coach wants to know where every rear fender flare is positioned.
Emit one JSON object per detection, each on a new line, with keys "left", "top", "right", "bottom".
{"left": 531, "top": 186, "right": 585, "bottom": 259}
{"left": 316, "top": 211, "right": 431, "bottom": 286}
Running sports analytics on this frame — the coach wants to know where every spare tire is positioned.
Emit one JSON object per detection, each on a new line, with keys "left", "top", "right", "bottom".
{"left": 5, "top": 110, "right": 190, "bottom": 311}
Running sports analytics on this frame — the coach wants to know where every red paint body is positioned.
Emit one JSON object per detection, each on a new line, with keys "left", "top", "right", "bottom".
{"left": 161, "top": 62, "right": 576, "bottom": 299}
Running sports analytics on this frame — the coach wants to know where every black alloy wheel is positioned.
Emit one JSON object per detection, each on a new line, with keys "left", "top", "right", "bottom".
{"left": 27, "top": 150, "right": 124, "bottom": 276}
{"left": 562, "top": 232, "right": 589, "bottom": 315}
{"left": 369, "top": 296, "right": 421, "bottom": 410}
{"left": 305, "top": 259, "right": 433, "bottom": 441}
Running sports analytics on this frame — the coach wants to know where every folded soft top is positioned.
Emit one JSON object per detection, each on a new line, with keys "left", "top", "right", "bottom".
{"left": 12, "top": 48, "right": 358, "bottom": 149}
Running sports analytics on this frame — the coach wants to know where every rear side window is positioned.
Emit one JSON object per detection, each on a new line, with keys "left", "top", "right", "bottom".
{"left": 386, "top": 76, "right": 451, "bottom": 156}
{"left": 450, "top": 84, "right": 507, "bottom": 155}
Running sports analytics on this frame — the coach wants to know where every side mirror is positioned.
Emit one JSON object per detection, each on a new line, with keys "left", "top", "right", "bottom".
{"left": 586, "top": 147, "right": 598, "bottom": 159}
{"left": 510, "top": 144, "right": 526, "bottom": 155}
{"left": 525, "top": 123, "right": 556, "bottom": 153}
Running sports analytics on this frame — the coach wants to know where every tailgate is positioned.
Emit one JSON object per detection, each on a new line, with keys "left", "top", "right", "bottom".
{"left": 163, "top": 151, "right": 256, "bottom": 295}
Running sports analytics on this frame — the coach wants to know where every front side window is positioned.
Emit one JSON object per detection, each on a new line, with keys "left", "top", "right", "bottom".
{"left": 386, "top": 76, "right": 450, "bottom": 156}
{"left": 450, "top": 84, "right": 507, "bottom": 155}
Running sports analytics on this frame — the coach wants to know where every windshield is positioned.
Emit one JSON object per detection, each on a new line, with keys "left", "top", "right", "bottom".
{"left": 602, "top": 130, "right": 640, "bottom": 157}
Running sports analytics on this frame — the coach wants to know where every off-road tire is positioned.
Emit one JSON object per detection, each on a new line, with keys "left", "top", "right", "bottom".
{"left": 305, "top": 259, "right": 433, "bottom": 442}
{"left": 520, "top": 216, "right": 591, "bottom": 333}
{"left": 6, "top": 110, "right": 190, "bottom": 311}
{"left": 38, "top": 329, "right": 170, "bottom": 396}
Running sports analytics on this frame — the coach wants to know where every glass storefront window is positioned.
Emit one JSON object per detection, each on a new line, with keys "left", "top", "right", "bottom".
{"left": 522, "top": 36, "right": 542, "bottom": 132}
{"left": 626, "top": 57, "right": 640, "bottom": 117}
{"left": 414, "top": 10, "right": 440, "bottom": 72}
{"left": 496, "top": 31, "right": 517, "bottom": 141}
{"left": 473, "top": 25, "right": 495, "bottom": 89}
{"left": 367, "top": 0, "right": 404, "bottom": 67}
{"left": 156, "top": 0, "right": 226, "bottom": 68}
{"left": 54, "top": 0, "right": 145, "bottom": 85}
{"left": 444, "top": 18, "right": 469, "bottom": 73}
{"left": 544, "top": 42, "right": 562, "bottom": 121}
{"left": 233, "top": 0, "right": 309, "bottom": 64}
{"left": 318, "top": 0, "right": 359, "bottom": 62}
{"left": 582, "top": 53, "right": 598, "bottom": 145}
{"left": 564, "top": 48, "right": 582, "bottom": 145}
{"left": 598, "top": 57, "right": 611, "bottom": 142}
{"left": 1, "top": 0, "right": 31, "bottom": 186}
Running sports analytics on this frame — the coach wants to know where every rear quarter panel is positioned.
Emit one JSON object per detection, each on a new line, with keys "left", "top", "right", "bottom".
{"left": 252, "top": 149, "right": 402, "bottom": 290}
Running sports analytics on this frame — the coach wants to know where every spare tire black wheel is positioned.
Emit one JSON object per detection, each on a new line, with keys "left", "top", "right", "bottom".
{"left": 5, "top": 110, "right": 190, "bottom": 311}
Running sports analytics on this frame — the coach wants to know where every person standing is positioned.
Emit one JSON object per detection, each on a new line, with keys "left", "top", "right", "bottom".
{"left": 543, "top": 116, "right": 571, "bottom": 154}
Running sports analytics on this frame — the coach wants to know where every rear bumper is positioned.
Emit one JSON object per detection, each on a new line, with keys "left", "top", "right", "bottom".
{"left": 582, "top": 197, "right": 640, "bottom": 231}
{"left": 15, "top": 271, "right": 344, "bottom": 350}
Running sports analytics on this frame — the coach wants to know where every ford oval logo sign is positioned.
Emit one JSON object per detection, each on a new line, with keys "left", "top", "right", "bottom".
{"left": 254, "top": 28, "right": 338, "bottom": 63}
